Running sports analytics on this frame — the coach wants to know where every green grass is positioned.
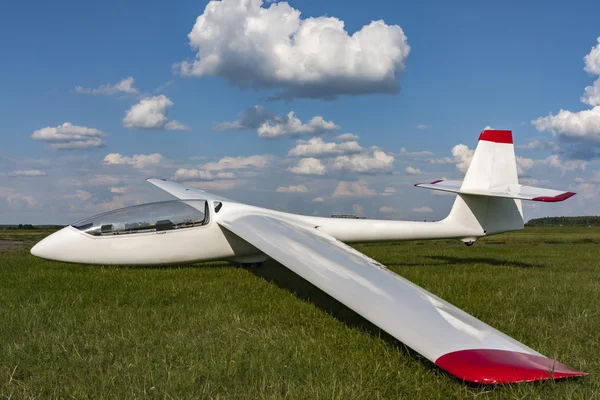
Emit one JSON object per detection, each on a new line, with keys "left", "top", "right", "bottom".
{"left": 1, "top": 228, "right": 599, "bottom": 399}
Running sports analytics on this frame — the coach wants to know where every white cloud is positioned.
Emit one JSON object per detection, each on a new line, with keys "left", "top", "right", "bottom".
{"left": 332, "top": 180, "right": 376, "bottom": 197}
{"left": 110, "top": 187, "right": 128, "bottom": 194}
{"left": 533, "top": 38, "right": 600, "bottom": 147}
{"left": 178, "top": 0, "right": 410, "bottom": 99}
{"left": 276, "top": 184, "right": 308, "bottom": 193}
{"left": 6, "top": 193, "right": 37, "bottom": 208}
{"left": 399, "top": 147, "right": 434, "bottom": 157}
{"left": 576, "top": 182, "right": 597, "bottom": 200}
{"left": 532, "top": 106, "right": 600, "bottom": 143}
{"left": 103, "top": 153, "right": 163, "bottom": 169}
{"left": 336, "top": 133, "right": 360, "bottom": 142}
{"left": 31, "top": 122, "right": 106, "bottom": 150}
{"left": 288, "top": 158, "right": 326, "bottom": 175}
{"left": 353, "top": 204, "right": 365, "bottom": 216}
{"left": 172, "top": 155, "right": 270, "bottom": 182}
{"left": 582, "top": 79, "right": 600, "bottom": 106}
{"left": 257, "top": 112, "right": 339, "bottom": 139}
{"left": 172, "top": 168, "right": 236, "bottom": 181}
{"left": 331, "top": 150, "right": 394, "bottom": 173}
{"left": 450, "top": 144, "right": 474, "bottom": 173}
{"left": 541, "top": 155, "right": 587, "bottom": 174}
{"left": 517, "top": 138, "right": 560, "bottom": 152}
{"left": 584, "top": 37, "right": 600, "bottom": 75}
{"left": 312, "top": 197, "right": 325, "bottom": 203}
{"left": 440, "top": 143, "right": 536, "bottom": 175}
{"left": 203, "top": 155, "right": 271, "bottom": 171}
{"left": 75, "top": 189, "right": 92, "bottom": 201}
{"left": 405, "top": 166, "right": 423, "bottom": 175}
{"left": 379, "top": 206, "right": 396, "bottom": 213}
{"left": 416, "top": 124, "right": 428, "bottom": 130}
{"left": 123, "top": 95, "right": 189, "bottom": 130}
{"left": 412, "top": 206, "right": 433, "bottom": 213}
{"left": 8, "top": 170, "right": 46, "bottom": 177}
{"left": 75, "top": 76, "right": 139, "bottom": 95}
{"left": 213, "top": 106, "right": 276, "bottom": 131}
{"left": 384, "top": 186, "right": 396, "bottom": 193}
{"left": 288, "top": 137, "right": 362, "bottom": 158}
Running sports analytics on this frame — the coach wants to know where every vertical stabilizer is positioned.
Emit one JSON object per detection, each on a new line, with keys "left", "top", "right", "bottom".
{"left": 444, "top": 130, "right": 524, "bottom": 237}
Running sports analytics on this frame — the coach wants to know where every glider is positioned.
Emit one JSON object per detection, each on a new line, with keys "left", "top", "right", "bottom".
{"left": 31, "top": 130, "right": 586, "bottom": 384}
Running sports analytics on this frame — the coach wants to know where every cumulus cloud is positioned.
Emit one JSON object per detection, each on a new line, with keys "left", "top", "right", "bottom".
{"left": 384, "top": 187, "right": 396, "bottom": 194}
{"left": 412, "top": 206, "right": 433, "bottom": 213}
{"left": 517, "top": 138, "right": 561, "bottom": 152}
{"left": 336, "top": 133, "right": 360, "bottom": 142}
{"left": 110, "top": 187, "right": 128, "bottom": 194}
{"left": 213, "top": 105, "right": 276, "bottom": 131}
{"left": 312, "top": 197, "right": 325, "bottom": 202}
{"left": 353, "top": 204, "right": 365, "bottom": 216}
{"left": 203, "top": 155, "right": 270, "bottom": 170}
{"left": 6, "top": 193, "right": 37, "bottom": 208}
{"left": 103, "top": 153, "right": 163, "bottom": 169}
{"left": 582, "top": 38, "right": 600, "bottom": 106}
{"left": 288, "top": 158, "right": 326, "bottom": 175}
{"left": 215, "top": 107, "right": 339, "bottom": 139}
{"left": 433, "top": 144, "right": 534, "bottom": 175}
{"left": 379, "top": 206, "right": 396, "bottom": 213}
{"left": 31, "top": 122, "right": 106, "bottom": 150}
{"left": 123, "top": 95, "right": 189, "bottom": 130}
{"left": 172, "top": 169, "right": 236, "bottom": 181}
{"left": 75, "top": 189, "right": 92, "bottom": 201}
{"left": 173, "top": 155, "right": 270, "bottom": 181}
{"left": 416, "top": 124, "right": 428, "bottom": 130}
{"left": 532, "top": 38, "right": 600, "bottom": 152}
{"left": 399, "top": 147, "right": 434, "bottom": 157}
{"left": 288, "top": 137, "right": 362, "bottom": 158}
{"left": 532, "top": 107, "right": 600, "bottom": 144}
{"left": 276, "top": 184, "right": 308, "bottom": 193}
{"left": 541, "top": 155, "right": 587, "bottom": 174}
{"left": 332, "top": 180, "right": 376, "bottom": 197}
{"left": 8, "top": 170, "right": 46, "bottom": 177}
{"left": 331, "top": 150, "right": 394, "bottom": 174}
{"left": 75, "top": 76, "right": 139, "bottom": 95}
{"left": 257, "top": 112, "right": 339, "bottom": 139}
{"left": 178, "top": 0, "right": 410, "bottom": 100}
{"left": 405, "top": 166, "right": 423, "bottom": 175}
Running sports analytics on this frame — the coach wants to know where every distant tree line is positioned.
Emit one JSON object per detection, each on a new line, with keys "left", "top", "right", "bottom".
{"left": 526, "top": 216, "right": 600, "bottom": 227}
{"left": 0, "top": 224, "right": 64, "bottom": 230}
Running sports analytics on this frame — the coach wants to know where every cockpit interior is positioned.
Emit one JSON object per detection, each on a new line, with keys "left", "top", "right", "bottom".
{"left": 72, "top": 200, "right": 209, "bottom": 236}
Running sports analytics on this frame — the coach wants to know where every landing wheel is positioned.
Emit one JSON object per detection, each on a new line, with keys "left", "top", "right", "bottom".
{"left": 464, "top": 241, "right": 475, "bottom": 247}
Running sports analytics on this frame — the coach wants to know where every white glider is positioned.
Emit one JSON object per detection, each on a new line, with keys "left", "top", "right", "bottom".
{"left": 31, "top": 130, "right": 586, "bottom": 384}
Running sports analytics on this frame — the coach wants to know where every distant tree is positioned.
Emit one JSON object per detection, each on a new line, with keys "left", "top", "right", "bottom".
{"left": 525, "top": 216, "right": 600, "bottom": 227}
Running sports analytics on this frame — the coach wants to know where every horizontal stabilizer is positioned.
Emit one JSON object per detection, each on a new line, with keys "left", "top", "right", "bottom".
{"left": 415, "top": 180, "right": 576, "bottom": 202}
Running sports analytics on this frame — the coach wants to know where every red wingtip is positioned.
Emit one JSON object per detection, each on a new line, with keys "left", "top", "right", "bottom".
{"left": 429, "top": 179, "right": 444, "bottom": 184}
{"left": 436, "top": 349, "right": 587, "bottom": 385}
{"left": 532, "top": 192, "right": 576, "bottom": 202}
{"left": 479, "top": 130, "right": 513, "bottom": 144}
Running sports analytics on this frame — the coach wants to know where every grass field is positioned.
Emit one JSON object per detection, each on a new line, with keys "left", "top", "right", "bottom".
{"left": 1, "top": 227, "right": 599, "bottom": 399}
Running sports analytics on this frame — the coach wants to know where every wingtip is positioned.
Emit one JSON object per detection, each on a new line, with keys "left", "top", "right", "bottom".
{"left": 479, "top": 130, "right": 513, "bottom": 144}
{"left": 532, "top": 192, "right": 577, "bottom": 202}
{"left": 435, "top": 349, "right": 587, "bottom": 385}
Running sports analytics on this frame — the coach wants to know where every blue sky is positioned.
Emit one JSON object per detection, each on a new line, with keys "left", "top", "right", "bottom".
{"left": 1, "top": 0, "right": 599, "bottom": 224}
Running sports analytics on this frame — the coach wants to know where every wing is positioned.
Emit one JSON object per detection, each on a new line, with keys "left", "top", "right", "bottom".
{"left": 146, "top": 178, "right": 233, "bottom": 202}
{"left": 218, "top": 213, "right": 585, "bottom": 384}
{"left": 415, "top": 180, "right": 576, "bottom": 202}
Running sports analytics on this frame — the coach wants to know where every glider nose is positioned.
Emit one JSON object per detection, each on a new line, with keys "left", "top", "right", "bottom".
{"left": 30, "top": 227, "right": 80, "bottom": 262}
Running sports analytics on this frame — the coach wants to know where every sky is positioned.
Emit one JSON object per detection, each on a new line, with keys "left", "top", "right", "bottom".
{"left": 1, "top": 0, "right": 600, "bottom": 224}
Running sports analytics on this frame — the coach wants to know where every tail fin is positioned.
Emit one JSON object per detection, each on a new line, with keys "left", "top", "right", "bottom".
{"left": 415, "top": 130, "right": 576, "bottom": 239}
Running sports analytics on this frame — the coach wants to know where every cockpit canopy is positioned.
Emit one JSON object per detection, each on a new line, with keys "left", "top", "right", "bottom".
{"left": 72, "top": 200, "right": 208, "bottom": 236}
